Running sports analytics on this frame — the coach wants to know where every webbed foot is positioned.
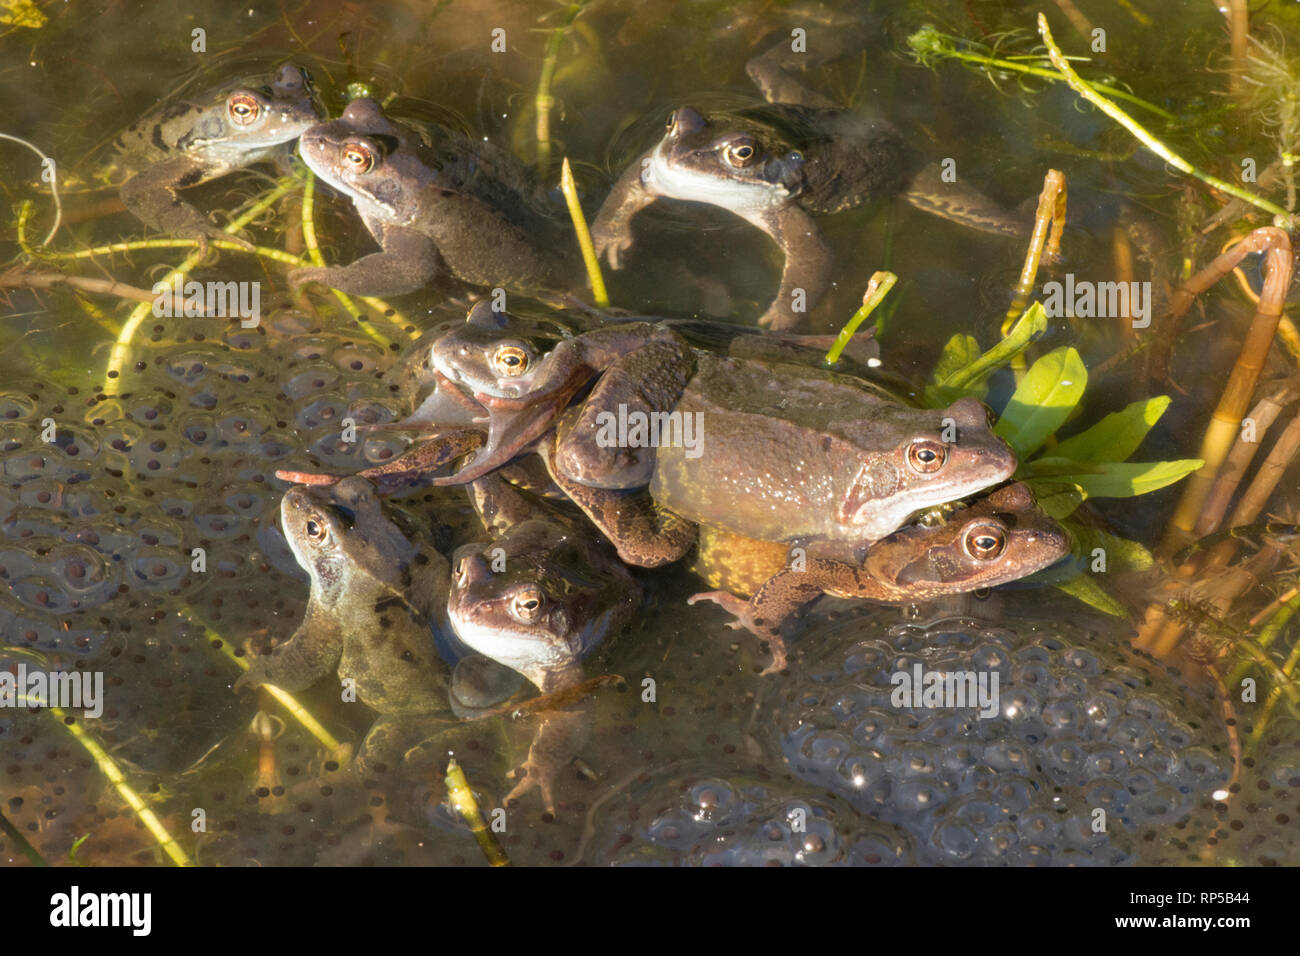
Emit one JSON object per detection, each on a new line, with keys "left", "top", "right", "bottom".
{"left": 592, "top": 222, "right": 633, "bottom": 270}
{"left": 688, "top": 590, "right": 788, "bottom": 675}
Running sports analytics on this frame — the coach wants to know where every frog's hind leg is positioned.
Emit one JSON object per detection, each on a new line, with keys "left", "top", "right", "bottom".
{"left": 542, "top": 439, "right": 696, "bottom": 568}
{"left": 745, "top": 29, "right": 859, "bottom": 108}
{"left": 901, "top": 163, "right": 1029, "bottom": 239}
{"left": 552, "top": 336, "right": 697, "bottom": 489}
{"left": 690, "top": 559, "right": 864, "bottom": 675}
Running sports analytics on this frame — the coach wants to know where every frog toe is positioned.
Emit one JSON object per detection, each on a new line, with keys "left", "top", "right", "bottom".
{"left": 758, "top": 640, "right": 789, "bottom": 676}
{"left": 757, "top": 304, "right": 801, "bottom": 331}
{"left": 688, "top": 589, "right": 750, "bottom": 620}
{"left": 505, "top": 760, "right": 556, "bottom": 815}
{"left": 593, "top": 230, "right": 631, "bottom": 270}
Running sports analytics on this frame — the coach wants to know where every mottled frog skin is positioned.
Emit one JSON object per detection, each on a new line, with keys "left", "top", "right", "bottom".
{"left": 690, "top": 483, "right": 1070, "bottom": 672}
{"left": 292, "top": 98, "right": 573, "bottom": 298}
{"left": 115, "top": 63, "right": 321, "bottom": 250}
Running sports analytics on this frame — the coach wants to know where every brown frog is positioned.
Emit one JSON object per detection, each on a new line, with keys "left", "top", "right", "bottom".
{"left": 689, "top": 483, "right": 1070, "bottom": 672}
{"left": 291, "top": 98, "right": 574, "bottom": 298}
{"left": 234, "top": 475, "right": 450, "bottom": 765}
{"left": 114, "top": 63, "right": 322, "bottom": 251}
{"left": 447, "top": 474, "right": 640, "bottom": 811}
{"left": 591, "top": 35, "right": 1026, "bottom": 329}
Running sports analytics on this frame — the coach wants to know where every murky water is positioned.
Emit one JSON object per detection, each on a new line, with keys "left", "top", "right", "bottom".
{"left": 1, "top": 0, "right": 1297, "bottom": 866}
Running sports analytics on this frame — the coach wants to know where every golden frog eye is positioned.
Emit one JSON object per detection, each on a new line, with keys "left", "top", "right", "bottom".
{"left": 510, "top": 587, "right": 544, "bottom": 622}
{"left": 305, "top": 515, "right": 327, "bottom": 541}
{"left": 906, "top": 439, "right": 947, "bottom": 474}
{"left": 342, "top": 142, "right": 376, "bottom": 172}
{"left": 963, "top": 522, "right": 1007, "bottom": 561}
{"left": 492, "top": 345, "right": 530, "bottom": 377}
{"left": 227, "top": 93, "right": 262, "bottom": 125}
{"left": 724, "top": 138, "right": 757, "bottom": 167}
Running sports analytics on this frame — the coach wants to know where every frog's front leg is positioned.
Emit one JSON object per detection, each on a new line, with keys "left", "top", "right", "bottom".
{"left": 552, "top": 336, "right": 697, "bottom": 489}
{"left": 690, "top": 558, "right": 868, "bottom": 675}
{"left": 749, "top": 204, "right": 834, "bottom": 330}
{"left": 542, "top": 437, "right": 696, "bottom": 567}
{"left": 505, "top": 706, "right": 591, "bottom": 815}
{"left": 234, "top": 605, "right": 343, "bottom": 693}
{"left": 591, "top": 150, "right": 659, "bottom": 270}
{"left": 291, "top": 222, "right": 441, "bottom": 296}
{"left": 119, "top": 155, "right": 255, "bottom": 253}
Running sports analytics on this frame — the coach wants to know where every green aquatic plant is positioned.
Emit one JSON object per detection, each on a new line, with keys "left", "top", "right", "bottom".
{"left": 905, "top": 23, "right": 1171, "bottom": 118}
{"left": 923, "top": 302, "right": 1201, "bottom": 615}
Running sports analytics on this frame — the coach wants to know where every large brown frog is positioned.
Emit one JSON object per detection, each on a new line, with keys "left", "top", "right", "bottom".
{"left": 114, "top": 63, "right": 322, "bottom": 251}
{"left": 689, "top": 482, "right": 1070, "bottom": 672}
{"left": 291, "top": 98, "right": 574, "bottom": 298}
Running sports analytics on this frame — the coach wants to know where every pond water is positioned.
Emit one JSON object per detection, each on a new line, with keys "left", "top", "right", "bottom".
{"left": 0, "top": 0, "right": 1297, "bottom": 866}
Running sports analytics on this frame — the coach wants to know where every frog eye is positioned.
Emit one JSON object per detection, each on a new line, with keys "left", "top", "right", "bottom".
{"left": 492, "top": 345, "right": 530, "bottom": 377}
{"left": 510, "top": 587, "right": 544, "bottom": 622}
{"left": 305, "top": 514, "right": 328, "bottom": 542}
{"left": 724, "top": 138, "right": 757, "bottom": 167}
{"left": 906, "top": 439, "right": 948, "bottom": 474}
{"left": 227, "top": 93, "right": 263, "bottom": 126}
{"left": 342, "top": 142, "right": 376, "bottom": 173}
{"left": 963, "top": 522, "right": 1007, "bottom": 561}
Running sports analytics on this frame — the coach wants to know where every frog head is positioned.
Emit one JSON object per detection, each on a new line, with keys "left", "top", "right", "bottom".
{"left": 447, "top": 519, "right": 639, "bottom": 692}
{"left": 864, "top": 482, "right": 1070, "bottom": 597}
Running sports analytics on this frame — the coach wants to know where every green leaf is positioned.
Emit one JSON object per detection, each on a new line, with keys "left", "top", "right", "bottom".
{"left": 1051, "top": 396, "right": 1171, "bottom": 463}
{"left": 1063, "top": 522, "right": 1155, "bottom": 570}
{"left": 1022, "top": 478, "right": 1087, "bottom": 518}
{"left": 1051, "top": 575, "right": 1127, "bottom": 616}
{"left": 930, "top": 334, "right": 982, "bottom": 387}
{"left": 922, "top": 302, "right": 1047, "bottom": 407}
{"left": 1066, "top": 459, "right": 1204, "bottom": 499}
{"left": 994, "top": 346, "right": 1088, "bottom": 456}
{"left": 1019, "top": 455, "right": 1099, "bottom": 479}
